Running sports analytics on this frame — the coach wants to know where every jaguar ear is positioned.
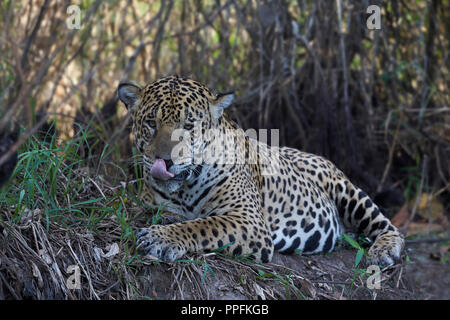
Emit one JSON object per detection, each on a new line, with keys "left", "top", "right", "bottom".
{"left": 210, "top": 91, "right": 234, "bottom": 120}
{"left": 118, "top": 82, "right": 142, "bottom": 111}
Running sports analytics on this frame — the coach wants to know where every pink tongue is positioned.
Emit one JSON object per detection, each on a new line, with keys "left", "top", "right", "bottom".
{"left": 150, "top": 159, "right": 174, "bottom": 180}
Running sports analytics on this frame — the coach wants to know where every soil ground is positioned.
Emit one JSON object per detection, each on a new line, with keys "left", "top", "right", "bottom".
{"left": 1, "top": 211, "right": 449, "bottom": 300}
{"left": 138, "top": 236, "right": 450, "bottom": 300}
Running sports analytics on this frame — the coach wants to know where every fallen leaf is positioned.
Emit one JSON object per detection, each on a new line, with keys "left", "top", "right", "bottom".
{"left": 103, "top": 243, "right": 120, "bottom": 258}
{"left": 93, "top": 243, "right": 120, "bottom": 261}
{"left": 253, "top": 283, "right": 266, "bottom": 300}
{"left": 296, "top": 276, "right": 316, "bottom": 299}
{"left": 38, "top": 249, "right": 52, "bottom": 265}
{"left": 391, "top": 204, "right": 410, "bottom": 227}
{"left": 409, "top": 193, "right": 444, "bottom": 221}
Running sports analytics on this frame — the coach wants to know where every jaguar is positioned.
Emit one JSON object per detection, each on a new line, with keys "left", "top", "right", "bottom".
{"left": 117, "top": 75, "right": 404, "bottom": 266}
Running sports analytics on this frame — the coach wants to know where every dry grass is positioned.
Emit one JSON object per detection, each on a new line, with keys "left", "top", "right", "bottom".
{"left": 0, "top": 212, "right": 412, "bottom": 300}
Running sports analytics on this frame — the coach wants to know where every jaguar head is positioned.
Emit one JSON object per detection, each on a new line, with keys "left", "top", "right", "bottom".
{"left": 118, "top": 76, "right": 234, "bottom": 193}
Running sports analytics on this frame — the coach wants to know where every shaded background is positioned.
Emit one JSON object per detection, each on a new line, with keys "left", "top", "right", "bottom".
{"left": 0, "top": 0, "right": 449, "bottom": 216}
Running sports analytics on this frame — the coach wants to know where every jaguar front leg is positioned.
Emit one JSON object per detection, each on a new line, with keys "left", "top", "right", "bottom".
{"left": 136, "top": 212, "right": 274, "bottom": 262}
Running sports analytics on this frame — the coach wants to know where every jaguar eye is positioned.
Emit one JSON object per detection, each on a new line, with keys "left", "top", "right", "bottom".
{"left": 184, "top": 123, "right": 194, "bottom": 130}
{"left": 148, "top": 120, "right": 157, "bottom": 128}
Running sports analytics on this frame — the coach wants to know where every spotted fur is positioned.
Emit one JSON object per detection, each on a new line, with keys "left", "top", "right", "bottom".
{"left": 118, "top": 75, "right": 404, "bottom": 266}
